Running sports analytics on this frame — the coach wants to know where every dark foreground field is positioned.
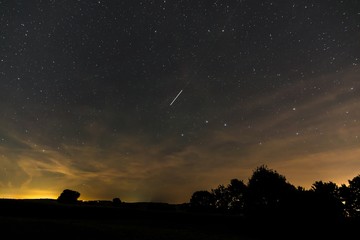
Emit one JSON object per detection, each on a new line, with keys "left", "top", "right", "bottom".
{"left": 0, "top": 199, "right": 357, "bottom": 239}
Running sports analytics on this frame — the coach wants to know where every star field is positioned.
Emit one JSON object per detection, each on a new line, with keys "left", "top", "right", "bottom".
{"left": 0, "top": 0, "right": 360, "bottom": 203}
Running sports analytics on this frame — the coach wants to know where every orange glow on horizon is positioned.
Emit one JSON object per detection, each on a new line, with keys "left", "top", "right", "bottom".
{"left": 0, "top": 190, "right": 59, "bottom": 200}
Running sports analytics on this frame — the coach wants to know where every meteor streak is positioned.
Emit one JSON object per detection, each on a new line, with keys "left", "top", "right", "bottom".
{"left": 169, "top": 89, "right": 183, "bottom": 106}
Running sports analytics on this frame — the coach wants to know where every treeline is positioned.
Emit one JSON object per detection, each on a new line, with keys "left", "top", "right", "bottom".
{"left": 189, "top": 165, "right": 360, "bottom": 223}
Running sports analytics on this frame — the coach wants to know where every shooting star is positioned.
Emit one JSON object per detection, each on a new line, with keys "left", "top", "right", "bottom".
{"left": 169, "top": 89, "right": 183, "bottom": 106}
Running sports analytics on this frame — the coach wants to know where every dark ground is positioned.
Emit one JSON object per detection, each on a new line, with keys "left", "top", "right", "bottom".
{"left": 0, "top": 199, "right": 356, "bottom": 239}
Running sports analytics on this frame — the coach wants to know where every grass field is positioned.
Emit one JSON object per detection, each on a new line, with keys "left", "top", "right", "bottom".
{"left": 0, "top": 198, "right": 356, "bottom": 239}
{"left": 0, "top": 199, "right": 256, "bottom": 239}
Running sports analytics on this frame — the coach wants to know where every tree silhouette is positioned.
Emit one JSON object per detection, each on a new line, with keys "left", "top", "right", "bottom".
{"left": 112, "top": 197, "right": 122, "bottom": 205}
{"left": 227, "top": 178, "right": 246, "bottom": 212}
{"left": 310, "top": 180, "right": 344, "bottom": 220}
{"left": 187, "top": 163, "right": 360, "bottom": 234}
{"left": 244, "top": 165, "right": 296, "bottom": 219}
{"left": 211, "top": 184, "right": 231, "bottom": 211}
{"left": 340, "top": 174, "right": 360, "bottom": 218}
{"left": 190, "top": 190, "right": 215, "bottom": 210}
{"left": 57, "top": 189, "right": 80, "bottom": 204}
{"left": 211, "top": 179, "right": 247, "bottom": 212}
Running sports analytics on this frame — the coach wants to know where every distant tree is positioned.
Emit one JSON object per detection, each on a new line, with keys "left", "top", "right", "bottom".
{"left": 113, "top": 197, "right": 122, "bottom": 205}
{"left": 190, "top": 190, "right": 215, "bottom": 210}
{"left": 339, "top": 175, "right": 360, "bottom": 218}
{"left": 244, "top": 165, "right": 296, "bottom": 219}
{"left": 57, "top": 189, "right": 80, "bottom": 204}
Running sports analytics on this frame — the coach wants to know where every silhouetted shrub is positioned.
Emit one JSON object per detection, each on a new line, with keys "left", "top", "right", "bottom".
{"left": 57, "top": 189, "right": 80, "bottom": 204}
{"left": 112, "top": 197, "right": 122, "bottom": 205}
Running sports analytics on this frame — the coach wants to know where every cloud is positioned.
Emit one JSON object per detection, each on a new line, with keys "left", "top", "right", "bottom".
{"left": 1, "top": 67, "right": 359, "bottom": 203}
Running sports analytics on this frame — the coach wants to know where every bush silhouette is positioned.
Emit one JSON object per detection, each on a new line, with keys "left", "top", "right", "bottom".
{"left": 112, "top": 197, "right": 122, "bottom": 205}
{"left": 57, "top": 189, "right": 80, "bottom": 204}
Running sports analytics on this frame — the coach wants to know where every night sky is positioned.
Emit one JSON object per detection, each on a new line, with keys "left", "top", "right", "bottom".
{"left": 1, "top": 0, "right": 360, "bottom": 203}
